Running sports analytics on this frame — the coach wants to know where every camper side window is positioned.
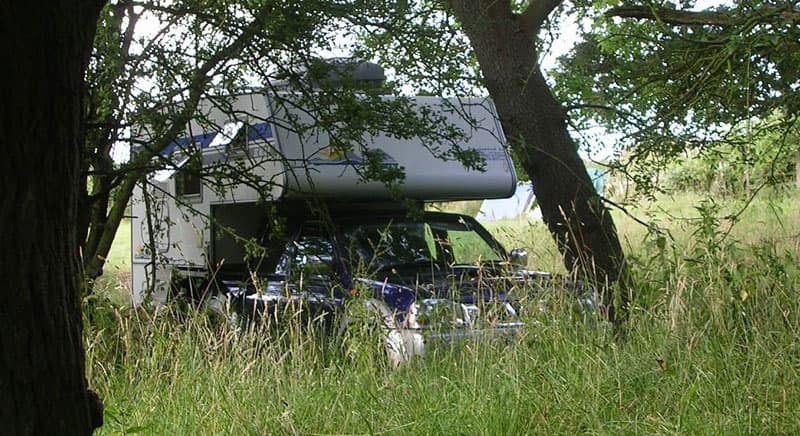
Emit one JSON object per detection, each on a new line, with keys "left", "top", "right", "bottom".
{"left": 176, "top": 155, "right": 202, "bottom": 197}
{"left": 210, "top": 121, "right": 248, "bottom": 155}
{"left": 227, "top": 124, "right": 247, "bottom": 152}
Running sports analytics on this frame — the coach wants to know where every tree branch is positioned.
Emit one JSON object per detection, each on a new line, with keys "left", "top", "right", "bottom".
{"left": 606, "top": 6, "right": 734, "bottom": 26}
{"left": 518, "top": 0, "right": 563, "bottom": 34}
{"left": 606, "top": 5, "right": 798, "bottom": 27}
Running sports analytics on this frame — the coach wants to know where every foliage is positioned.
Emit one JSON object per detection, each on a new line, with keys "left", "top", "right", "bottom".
{"left": 351, "top": 2, "right": 479, "bottom": 95}
{"left": 552, "top": 0, "right": 800, "bottom": 194}
{"left": 662, "top": 115, "right": 799, "bottom": 195}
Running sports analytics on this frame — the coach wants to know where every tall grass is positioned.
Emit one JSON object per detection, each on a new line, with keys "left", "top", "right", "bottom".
{"left": 87, "top": 194, "right": 800, "bottom": 434}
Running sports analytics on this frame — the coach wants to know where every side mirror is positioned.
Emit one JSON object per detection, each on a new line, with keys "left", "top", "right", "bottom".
{"left": 509, "top": 248, "right": 528, "bottom": 267}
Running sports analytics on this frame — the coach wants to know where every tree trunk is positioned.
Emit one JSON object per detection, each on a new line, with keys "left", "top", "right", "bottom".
{"left": 794, "top": 151, "right": 800, "bottom": 189}
{"left": 451, "top": 1, "right": 631, "bottom": 324}
{"left": 0, "top": 1, "right": 104, "bottom": 434}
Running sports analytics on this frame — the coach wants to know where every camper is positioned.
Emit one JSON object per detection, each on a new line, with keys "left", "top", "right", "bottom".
{"left": 129, "top": 83, "right": 600, "bottom": 365}
{"left": 130, "top": 91, "right": 517, "bottom": 305}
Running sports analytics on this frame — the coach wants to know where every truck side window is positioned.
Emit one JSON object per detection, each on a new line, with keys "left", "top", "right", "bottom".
{"left": 276, "top": 234, "right": 335, "bottom": 282}
{"left": 442, "top": 228, "right": 502, "bottom": 265}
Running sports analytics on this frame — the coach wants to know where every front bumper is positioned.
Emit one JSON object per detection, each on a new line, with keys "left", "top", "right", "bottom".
{"left": 386, "top": 321, "right": 525, "bottom": 366}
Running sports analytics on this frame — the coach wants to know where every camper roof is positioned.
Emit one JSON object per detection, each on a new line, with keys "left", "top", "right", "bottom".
{"left": 151, "top": 93, "right": 516, "bottom": 202}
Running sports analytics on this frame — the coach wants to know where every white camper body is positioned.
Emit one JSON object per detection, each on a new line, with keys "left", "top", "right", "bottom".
{"left": 130, "top": 93, "right": 515, "bottom": 304}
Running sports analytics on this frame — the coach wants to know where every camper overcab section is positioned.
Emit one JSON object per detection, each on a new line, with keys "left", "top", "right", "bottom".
{"left": 130, "top": 93, "right": 516, "bottom": 305}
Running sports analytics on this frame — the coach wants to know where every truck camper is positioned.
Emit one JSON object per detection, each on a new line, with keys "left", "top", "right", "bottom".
{"left": 131, "top": 91, "right": 517, "bottom": 303}
{"left": 130, "top": 79, "right": 592, "bottom": 365}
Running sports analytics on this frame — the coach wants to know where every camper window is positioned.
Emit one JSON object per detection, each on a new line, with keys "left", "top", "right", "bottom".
{"left": 228, "top": 124, "right": 247, "bottom": 152}
{"left": 209, "top": 121, "right": 247, "bottom": 154}
{"left": 176, "top": 155, "right": 202, "bottom": 198}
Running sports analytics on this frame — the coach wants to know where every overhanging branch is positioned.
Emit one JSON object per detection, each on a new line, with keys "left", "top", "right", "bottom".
{"left": 606, "top": 6, "right": 734, "bottom": 26}
{"left": 605, "top": 4, "right": 798, "bottom": 27}
{"left": 518, "top": 0, "right": 564, "bottom": 34}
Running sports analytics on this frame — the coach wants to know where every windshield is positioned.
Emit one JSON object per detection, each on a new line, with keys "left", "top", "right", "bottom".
{"left": 344, "top": 215, "right": 504, "bottom": 270}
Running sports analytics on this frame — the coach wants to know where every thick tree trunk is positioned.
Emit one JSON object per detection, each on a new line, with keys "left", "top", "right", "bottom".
{"left": 451, "top": 1, "right": 631, "bottom": 324}
{"left": 0, "top": 1, "right": 104, "bottom": 434}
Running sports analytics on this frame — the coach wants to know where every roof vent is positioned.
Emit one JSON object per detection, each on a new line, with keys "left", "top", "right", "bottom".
{"left": 306, "top": 58, "right": 386, "bottom": 88}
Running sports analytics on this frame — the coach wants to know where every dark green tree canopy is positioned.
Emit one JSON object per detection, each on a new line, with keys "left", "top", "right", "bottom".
{"left": 553, "top": 0, "right": 799, "bottom": 191}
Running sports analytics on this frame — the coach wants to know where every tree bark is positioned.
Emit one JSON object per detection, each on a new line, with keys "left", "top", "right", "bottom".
{"left": 0, "top": 1, "right": 104, "bottom": 434}
{"left": 450, "top": 0, "right": 631, "bottom": 324}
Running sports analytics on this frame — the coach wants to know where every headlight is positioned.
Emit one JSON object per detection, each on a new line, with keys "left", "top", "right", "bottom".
{"left": 411, "top": 299, "right": 521, "bottom": 330}
{"left": 413, "top": 299, "right": 468, "bottom": 330}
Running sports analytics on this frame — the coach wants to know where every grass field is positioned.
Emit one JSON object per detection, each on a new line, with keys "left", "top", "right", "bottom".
{"left": 87, "top": 192, "right": 800, "bottom": 434}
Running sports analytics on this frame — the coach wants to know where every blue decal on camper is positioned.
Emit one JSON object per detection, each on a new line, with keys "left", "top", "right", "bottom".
{"left": 247, "top": 123, "right": 273, "bottom": 142}
{"left": 308, "top": 147, "right": 398, "bottom": 167}
{"left": 134, "top": 122, "right": 273, "bottom": 156}
{"left": 157, "top": 132, "right": 216, "bottom": 156}
{"left": 309, "top": 145, "right": 363, "bottom": 166}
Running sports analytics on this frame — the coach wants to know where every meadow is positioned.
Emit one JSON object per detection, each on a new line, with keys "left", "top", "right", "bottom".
{"left": 87, "top": 191, "right": 800, "bottom": 434}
